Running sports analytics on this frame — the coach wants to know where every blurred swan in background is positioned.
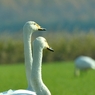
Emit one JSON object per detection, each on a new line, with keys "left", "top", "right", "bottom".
{"left": 74, "top": 56, "right": 95, "bottom": 76}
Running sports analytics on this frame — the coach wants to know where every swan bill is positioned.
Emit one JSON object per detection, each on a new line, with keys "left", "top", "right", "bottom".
{"left": 47, "top": 47, "right": 54, "bottom": 52}
{"left": 38, "top": 28, "right": 46, "bottom": 31}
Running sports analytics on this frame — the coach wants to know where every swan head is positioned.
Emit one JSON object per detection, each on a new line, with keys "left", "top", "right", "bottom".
{"left": 23, "top": 21, "right": 46, "bottom": 33}
{"left": 33, "top": 37, "right": 54, "bottom": 52}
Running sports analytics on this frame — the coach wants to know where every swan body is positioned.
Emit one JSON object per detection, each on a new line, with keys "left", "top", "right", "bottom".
{"left": 23, "top": 21, "right": 46, "bottom": 90}
{"left": 0, "top": 89, "right": 36, "bottom": 95}
{"left": 0, "top": 21, "right": 46, "bottom": 94}
{"left": 30, "top": 37, "right": 54, "bottom": 95}
{"left": 75, "top": 56, "right": 95, "bottom": 76}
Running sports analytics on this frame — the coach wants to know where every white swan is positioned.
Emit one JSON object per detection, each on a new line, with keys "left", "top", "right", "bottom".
{"left": 74, "top": 56, "right": 95, "bottom": 76}
{"left": 23, "top": 21, "right": 46, "bottom": 90}
{"left": 0, "top": 21, "right": 46, "bottom": 95}
{"left": 0, "top": 89, "right": 36, "bottom": 95}
{"left": 0, "top": 37, "right": 53, "bottom": 95}
{"left": 31, "top": 37, "right": 54, "bottom": 95}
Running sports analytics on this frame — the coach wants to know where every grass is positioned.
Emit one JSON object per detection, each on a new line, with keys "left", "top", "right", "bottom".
{"left": 0, "top": 62, "right": 95, "bottom": 95}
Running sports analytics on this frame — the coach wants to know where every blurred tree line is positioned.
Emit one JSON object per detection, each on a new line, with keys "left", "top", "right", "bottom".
{"left": 0, "top": 0, "right": 95, "bottom": 32}
{"left": 0, "top": 31, "right": 95, "bottom": 64}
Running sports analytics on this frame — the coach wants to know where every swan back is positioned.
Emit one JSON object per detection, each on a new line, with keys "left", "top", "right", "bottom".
{"left": 11, "top": 90, "right": 36, "bottom": 95}
{"left": 75, "top": 56, "right": 95, "bottom": 69}
{"left": 0, "top": 89, "right": 36, "bottom": 95}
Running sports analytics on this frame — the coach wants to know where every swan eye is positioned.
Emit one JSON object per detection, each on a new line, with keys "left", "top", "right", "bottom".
{"left": 34, "top": 23, "right": 36, "bottom": 25}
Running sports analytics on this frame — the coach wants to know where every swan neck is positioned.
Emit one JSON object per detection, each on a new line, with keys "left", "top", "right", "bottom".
{"left": 23, "top": 30, "right": 33, "bottom": 90}
{"left": 31, "top": 46, "right": 51, "bottom": 95}
{"left": 32, "top": 47, "right": 43, "bottom": 79}
{"left": 23, "top": 31, "right": 32, "bottom": 62}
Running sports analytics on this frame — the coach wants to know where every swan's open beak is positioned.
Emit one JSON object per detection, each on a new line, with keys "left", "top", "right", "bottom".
{"left": 47, "top": 47, "right": 54, "bottom": 52}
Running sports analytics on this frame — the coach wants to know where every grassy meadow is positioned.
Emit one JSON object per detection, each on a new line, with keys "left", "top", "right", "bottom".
{"left": 0, "top": 61, "right": 95, "bottom": 95}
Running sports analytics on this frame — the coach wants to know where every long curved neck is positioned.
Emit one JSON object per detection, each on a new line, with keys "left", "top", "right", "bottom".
{"left": 23, "top": 30, "right": 33, "bottom": 90}
{"left": 32, "top": 47, "right": 43, "bottom": 81}
{"left": 31, "top": 46, "right": 51, "bottom": 95}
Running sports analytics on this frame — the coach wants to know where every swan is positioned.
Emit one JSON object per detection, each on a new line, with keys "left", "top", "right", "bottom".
{"left": 0, "top": 89, "right": 36, "bottom": 95}
{"left": 0, "top": 21, "right": 46, "bottom": 95}
{"left": 23, "top": 21, "right": 46, "bottom": 90}
{"left": 0, "top": 37, "right": 54, "bottom": 95}
{"left": 74, "top": 56, "right": 95, "bottom": 76}
{"left": 30, "top": 37, "right": 54, "bottom": 95}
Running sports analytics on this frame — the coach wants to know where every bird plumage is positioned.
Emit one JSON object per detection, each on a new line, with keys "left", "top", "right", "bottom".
{"left": 74, "top": 56, "right": 95, "bottom": 76}
{"left": 0, "top": 21, "right": 47, "bottom": 95}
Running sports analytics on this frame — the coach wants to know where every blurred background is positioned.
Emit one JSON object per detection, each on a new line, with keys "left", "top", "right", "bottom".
{"left": 0, "top": 0, "right": 95, "bottom": 64}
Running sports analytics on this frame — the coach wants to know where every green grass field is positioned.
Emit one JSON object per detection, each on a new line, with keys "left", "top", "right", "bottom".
{"left": 0, "top": 61, "right": 95, "bottom": 95}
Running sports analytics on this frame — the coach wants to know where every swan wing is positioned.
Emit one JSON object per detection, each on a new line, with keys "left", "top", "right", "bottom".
{"left": 0, "top": 89, "right": 14, "bottom": 95}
